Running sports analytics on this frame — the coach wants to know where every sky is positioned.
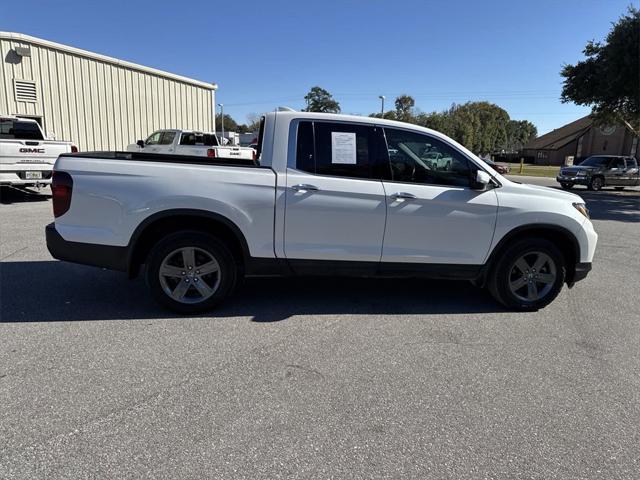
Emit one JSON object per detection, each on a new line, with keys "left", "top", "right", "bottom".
{"left": 1, "top": 0, "right": 632, "bottom": 134}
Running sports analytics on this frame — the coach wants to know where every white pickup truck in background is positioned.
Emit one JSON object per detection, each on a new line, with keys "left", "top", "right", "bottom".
{"left": 47, "top": 110, "right": 597, "bottom": 313}
{"left": 127, "top": 129, "right": 256, "bottom": 161}
{"left": 0, "top": 116, "right": 77, "bottom": 188}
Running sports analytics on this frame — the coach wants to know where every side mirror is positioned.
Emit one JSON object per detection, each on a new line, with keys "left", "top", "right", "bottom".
{"left": 136, "top": 140, "right": 145, "bottom": 148}
{"left": 473, "top": 170, "right": 491, "bottom": 190}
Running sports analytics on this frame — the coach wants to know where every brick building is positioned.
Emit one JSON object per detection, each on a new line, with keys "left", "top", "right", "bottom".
{"left": 522, "top": 116, "right": 639, "bottom": 165}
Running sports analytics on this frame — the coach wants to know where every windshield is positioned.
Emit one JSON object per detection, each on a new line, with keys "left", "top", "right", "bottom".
{"left": 580, "top": 156, "right": 611, "bottom": 167}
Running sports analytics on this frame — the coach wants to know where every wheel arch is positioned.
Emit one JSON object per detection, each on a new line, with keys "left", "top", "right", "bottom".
{"left": 482, "top": 224, "right": 581, "bottom": 286}
{"left": 126, "top": 209, "right": 251, "bottom": 278}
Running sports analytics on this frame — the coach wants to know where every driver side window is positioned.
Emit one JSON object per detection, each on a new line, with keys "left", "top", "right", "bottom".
{"left": 384, "top": 128, "right": 473, "bottom": 187}
{"left": 610, "top": 157, "right": 625, "bottom": 169}
{"left": 145, "top": 131, "right": 162, "bottom": 146}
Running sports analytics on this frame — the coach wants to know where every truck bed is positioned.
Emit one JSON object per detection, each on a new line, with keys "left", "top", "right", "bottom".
{"left": 61, "top": 150, "right": 258, "bottom": 167}
{"left": 52, "top": 151, "right": 277, "bottom": 259}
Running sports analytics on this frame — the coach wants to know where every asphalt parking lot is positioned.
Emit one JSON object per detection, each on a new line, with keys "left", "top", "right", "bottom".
{"left": 1, "top": 179, "right": 639, "bottom": 479}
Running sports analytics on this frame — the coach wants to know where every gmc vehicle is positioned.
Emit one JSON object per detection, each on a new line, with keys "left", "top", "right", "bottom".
{"left": 557, "top": 155, "right": 640, "bottom": 191}
{"left": 46, "top": 110, "right": 597, "bottom": 313}
{"left": 127, "top": 129, "right": 255, "bottom": 162}
{"left": 0, "top": 116, "right": 77, "bottom": 187}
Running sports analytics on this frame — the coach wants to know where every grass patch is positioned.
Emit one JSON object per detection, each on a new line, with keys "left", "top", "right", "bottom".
{"left": 507, "top": 163, "right": 560, "bottom": 178}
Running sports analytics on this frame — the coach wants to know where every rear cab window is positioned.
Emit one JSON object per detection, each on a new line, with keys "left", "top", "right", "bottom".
{"left": 0, "top": 119, "right": 44, "bottom": 140}
{"left": 295, "top": 121, "right": 379, "bottom": 180}
{"left": 180, "top": 133, "right": 219, "bottom": 146}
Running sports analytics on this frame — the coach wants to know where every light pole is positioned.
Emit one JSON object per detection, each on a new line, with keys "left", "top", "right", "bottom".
{"left": 217, "top": 103, "right": 224, "bottom": 144}
{"left": 378, "top": 95, "right": 385, "bottom": 116}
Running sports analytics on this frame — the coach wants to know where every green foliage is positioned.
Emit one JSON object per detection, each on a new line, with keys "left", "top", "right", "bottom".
{"left": 303, "top": 86, "right": 341, "bottom": 113}
{"left": 506, "top": 120, "right": 538, "bottom": 151}
{"left": 394, "top": 95, "right": 415, "bottom": 122}
{"left": 414, "top": 111, "right": 452, "bottom": 134}
{"left": 216, "top": 113, "right": 239, "bottom": 132}
{"left": 561, "top": 6, "right": 640, "bottom": 132}
{"left": 378, "top": 99, "right": 537, "bottom": 154}
{"left": 245, "top": 113, "right": 262, "bottom": 132}
{"left": 215, "top": 113, "right": 262, "bottom": 134}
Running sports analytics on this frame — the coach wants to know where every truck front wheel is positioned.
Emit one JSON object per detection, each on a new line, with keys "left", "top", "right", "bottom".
{"left": 488, "top": 238, "right": 566, "bottom": 311}
{"left": 145, "top": 231, "right": 238, "bottom": 313}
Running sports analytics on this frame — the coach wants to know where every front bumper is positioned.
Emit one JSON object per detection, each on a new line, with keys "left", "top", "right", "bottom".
{"left": 46, "top": 223, "right": 128, "bottom": 271}
{"left": 556, "top": 174, "right": 589, "bottom": 186}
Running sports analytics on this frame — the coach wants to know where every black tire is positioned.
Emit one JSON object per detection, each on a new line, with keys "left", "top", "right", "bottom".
{"left": 560, "top": 182, "right": 574, "bottom": 190}
{"left": 488, "top": 238, "right": 566, "bottom": 311}
{"left": 614, "top": 186, "right": 624, "bottom": 191}
{"left": 145, "top": 231, "right": 238, "bottom": 313}
{"left": 588, "top": 176, "right": 604, "bottom": 191}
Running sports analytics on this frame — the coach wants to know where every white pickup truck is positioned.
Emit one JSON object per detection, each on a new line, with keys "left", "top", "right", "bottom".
{"left": 46, "top": 110, "right": 597, "bottom": 313}
{"left": 0, "top": 116, "right": 77, "bottom": 187}
{"left": 127, "top": 129, "right": 255, "bottom": 161}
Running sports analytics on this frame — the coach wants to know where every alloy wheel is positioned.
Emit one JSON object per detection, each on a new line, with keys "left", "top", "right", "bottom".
{"left": 508, "top": 251, "right": 557, "bottom": 302}
{"left": 158, "top": 247, "right": 221, "bottom": 304}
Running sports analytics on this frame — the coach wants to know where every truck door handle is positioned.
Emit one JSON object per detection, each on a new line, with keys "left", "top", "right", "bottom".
{"left": 291, "top": 184, "right": 319, "bottom": 192}
{"left": 391, "top": 192, "right": 416, "bottom": 200}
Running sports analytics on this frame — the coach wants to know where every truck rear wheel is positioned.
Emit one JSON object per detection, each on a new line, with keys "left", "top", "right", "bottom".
{"left": 488, "top": 238, "right": 566, "bottom": 311}
{"left": 145, "top": 231, "right": 237, "bottom": 313}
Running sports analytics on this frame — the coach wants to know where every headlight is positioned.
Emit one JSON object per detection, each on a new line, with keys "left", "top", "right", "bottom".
{"left": 573, "top": 202, "right": 590, "bottom": 219}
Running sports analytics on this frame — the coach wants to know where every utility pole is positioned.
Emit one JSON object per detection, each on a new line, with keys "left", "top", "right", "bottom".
{"left": 378, "top": 95, "right": 385, "bottom": 116}
{"left": 217, "top": 103, "right": 224, "bottom": 144}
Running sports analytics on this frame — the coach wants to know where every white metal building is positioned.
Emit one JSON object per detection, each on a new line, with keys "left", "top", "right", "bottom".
{"left": 0, "top": 32, "right": 217, "bottom": 151}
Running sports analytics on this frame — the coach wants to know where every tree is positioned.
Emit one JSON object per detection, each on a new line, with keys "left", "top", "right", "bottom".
{"left": 415, "top": 111, "right": 452, "bottom": 136}
{"left": 506, "top": 120, "right": 537, "bottom": 151}
{"left": 215, "top": 113, "right": 239, "bottom": 132}
{"left": 560, "top": 6, "right": 640, "bottom": 132}
{"left": 369, "top": 100, "right": 538, "bottom": 155}
{"left": 445, "top": 102, "right": 510, "bottom": 154}
{"left": 245, "top": 113, "right": 262, "bottom": 132}
{"left": 395, "top": 95, "right": 416, "bottom": 122}
{"left": 303, "top": 86, "right": 341, "bottom": 113}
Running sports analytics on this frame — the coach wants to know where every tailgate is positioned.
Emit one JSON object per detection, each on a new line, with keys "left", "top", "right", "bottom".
{"left": 216, "top": 146, "right": 254, "bottom": 160}
{"left": 0, "top": 140, "right": 71, "bottom": 165}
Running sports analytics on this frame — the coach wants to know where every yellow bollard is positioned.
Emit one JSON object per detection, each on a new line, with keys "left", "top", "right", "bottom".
{"left": 519, "top": 158, "right": 524, "bottom": 174}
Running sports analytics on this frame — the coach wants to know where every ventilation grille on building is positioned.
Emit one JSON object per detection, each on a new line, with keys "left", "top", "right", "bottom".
{"left": 14, "top": 79, "right": 37, "bottom": 103}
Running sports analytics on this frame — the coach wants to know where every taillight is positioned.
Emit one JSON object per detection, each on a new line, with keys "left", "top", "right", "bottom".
{"left": 207, "top": 148, "right": 216, "bottom": 158}
{"left": 252, "top": 149, "right": 257, "bottom": 162}
{"left": 71, "top": 145, "right": 78, "bottom": 153}
{"left": 51, "top": 171, "right": 73, "bottom": 218}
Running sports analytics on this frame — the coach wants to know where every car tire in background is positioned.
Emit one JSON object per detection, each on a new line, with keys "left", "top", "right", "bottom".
{"left": 488, "top": 238, "right": 566, "bottom": 311}
{"left": 145, "top": 231, "right": 238, "bottom": 313}
{"left": 588, "top": 176, "right": 604, "bottom": 191}
{"left": 560, "top": 182, "right": 574, "bottom": 190}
